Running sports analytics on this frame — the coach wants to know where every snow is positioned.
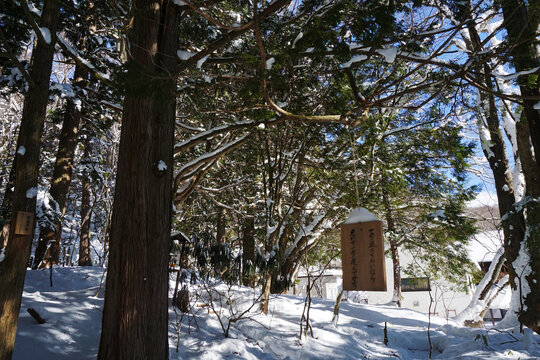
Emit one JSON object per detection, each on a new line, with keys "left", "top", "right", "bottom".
{"left": 158, "top": 160, "right": 167, "bottom": 171}
{"left": 40, "top": 27, "right": 51, "bottom": 44}
{"left": 56, "top": 36, "right": 110, "bottom": 81}
{"left": 467, "top": 231, "right": 502, "bottom": 263}
{"left": 27, "top": 1, "right": 42, "bottom": 16}
{"left": 13, "top": 268, "right": 104, "bottom": 360}
{"left": 197, "top": 55, "right": 208, "bottom": 68}
{"left": 344, "top": 207, "right": 379, "bottom": 224}
{"left": 534, "top": 101, "right": 540, "bottom": 110}
{"left": 494, "top": 67, "right": 539, "bottom": 81}
{"left": 17, "top": 146, "right": 26, "bottom": 155}
{"left": 177, "top": 50, "right": 194, "bottom": 60}
{"left": 266, "top": 57, "right": 275, "bottom": 70}
{"left": 173, "top": 0, "right": 187, "bottom": 5}
{"left": 342, "top": 54, "right": 367, "bottom": 68}
{"left": 50, "top": 82, "right": 76, "bottom": 98}
{"left": 455, "top": 248, "right": 506, "bottom": 324}
{"left": 292, "top": 32, "right": 303, "bottom": 48}
{"left": 467, "top": 190, "right": 498, "bottom": 208}
{"left": 377, "top": 47, "right": 398, "bottom": 63}
{"left": 477, "top": 106, "right": 495, "bottom": 159}
{"left": 12, "top": 268, "right": 540, "bottom": 360}
{"left": 26, "top": 187, "right": 38, "bottom": 198}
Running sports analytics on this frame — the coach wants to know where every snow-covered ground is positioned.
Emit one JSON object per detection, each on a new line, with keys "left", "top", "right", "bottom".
{"left": 13, "top": 267, "right": 540, "bottom": 359}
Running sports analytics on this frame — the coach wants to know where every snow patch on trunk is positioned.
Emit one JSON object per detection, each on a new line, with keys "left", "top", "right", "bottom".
{"left": 26, "top": 187, "right": 38, "bottom": 198}
{"left": 40, "top": 27, "right": 51, "bottom": 44}
{"left": 498, "top": 228, "right": 533, "bottom": 329}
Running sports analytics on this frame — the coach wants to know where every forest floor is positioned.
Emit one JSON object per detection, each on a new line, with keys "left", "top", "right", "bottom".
{"left": 13, "top": 267, "right": 540, "bottom": 359}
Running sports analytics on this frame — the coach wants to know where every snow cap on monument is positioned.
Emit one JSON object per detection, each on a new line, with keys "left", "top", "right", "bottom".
{"left": 344, "top": 207, "right": 379, "bottom": 224}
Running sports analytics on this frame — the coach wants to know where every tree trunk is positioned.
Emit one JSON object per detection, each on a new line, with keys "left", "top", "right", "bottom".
{"left": 500, "top": 0, "right": 540, "bottom": 168}
{"left": 97, "top": 1, "right": 179, "bottom": 359}
{"left": 0, "top": 1, "right": 60, "bottom": 358}
{"left": 79, "top": 139, "right": 92, "bottom": 266}
{"left": 0, "top": 157, "right": 16, "bottom": 251}
{"left": 242, "top": 217, "right": 256, "bottom": 287}
{"left": 381, "top": 170, "right": 401, "bottom": 306}
{"left": 456, "top": 248, "right": 506, "bottom": 326}
{"left": 515, "top": 115, "right": 540, "bottom": 196}
{"left": 511, "top": 115, "right": 540, "bottom": 333}
{"left": 216, "top": 206, "right": 225, "bottom": 243}
{"left": 462, "top": 19, "right": 528, "bottom": 323}
{"left": 34, "top": 64, "right": 88, "bottom": 268}
{"left": 499, "top": 1, "right": 540, "bottom": 333}
{"left": 261, "top": 275, "right": 272, "bottom": 315}
{"left": 389, "top": 240, "right": 401, "bottom": 307}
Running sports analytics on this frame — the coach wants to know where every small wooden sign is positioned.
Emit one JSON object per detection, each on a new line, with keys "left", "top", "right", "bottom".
{"left": 340, "top": 208, "right": 386, "bottom": 291}
{"left": 15, "top": 211, "right": 34, "bottom": 236}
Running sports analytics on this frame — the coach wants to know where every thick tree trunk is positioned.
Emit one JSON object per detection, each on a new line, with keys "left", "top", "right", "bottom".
{"left": 511, "top": 115, "right": 540, "bottom": 333}
{"left": 0, "top": 1, "right": 60, "bottom": 358}
{"left": 79, "top": 140, "right": 92, "bottom": 266}
{"left": 464, "top": 19, "right": 527, "bottom": 318}
{"left": 242, "top": 217, "right": 256, "bottom": 287}
{"left": 34, "top": 64, "right": 88, "bottom": 268}
{"left": 500, "top": 0, "right": 540, "bottom": 168}
{"left": 97, "top": 1, "right": 179, "bottom": 359}
{"left": 499, "top": 1, "right": 540, "bottom": 333}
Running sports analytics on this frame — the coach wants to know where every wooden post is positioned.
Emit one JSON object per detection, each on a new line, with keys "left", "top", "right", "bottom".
{"left": 340, "top": 208, "right": 387, "bottom": 291}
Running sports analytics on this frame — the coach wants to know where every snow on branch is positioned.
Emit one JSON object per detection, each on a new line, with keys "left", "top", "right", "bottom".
{"left": 175, "top": 135, "right": 248, "bottom": 178}
{"left": 56, "top": 36, "right": 111, "bottom": 83}
{"left": 19, "top": 0, "right": 47, "bottom": 45}
{"left": 175, "top": 0, "right": 291, "bottom": 74}
{"left": 284, "top": 212, "right": 329, "bottom": 260}
{"left": 174, "top": 120, "right": 255, "bottom": 154}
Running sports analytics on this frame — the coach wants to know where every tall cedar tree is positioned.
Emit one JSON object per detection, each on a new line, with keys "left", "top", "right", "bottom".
{"left": 0, "top": 0, "right": 61, "bottom": 358}
{"left": 97, "top": 0, "right": 179, "bottom": 358}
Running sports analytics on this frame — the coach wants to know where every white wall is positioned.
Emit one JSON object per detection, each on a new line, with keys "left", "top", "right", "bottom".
{"left": 366, "top": 254, "right": 474, "bottom": 317}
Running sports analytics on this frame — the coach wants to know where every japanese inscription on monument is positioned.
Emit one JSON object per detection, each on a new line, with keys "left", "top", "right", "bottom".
{"left": 340, "top": 208, "right": 386, "bottom": 291}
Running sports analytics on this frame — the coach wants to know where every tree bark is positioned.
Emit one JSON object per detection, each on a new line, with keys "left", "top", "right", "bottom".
{"left": 463, "top": 17, "right": 526, "bottom": 314}
{"left": 79, "top": 139, "right": 92, "bottom": 266}
{"left": 242, "top": 217, "right": 256, "bottom": 287}
{"left": 97, "top": 1, "right": 179, "bottom": 359}
{"left": 34, "top": 64, "right": 88, "bottom": 268}
{"left": 499, "top": 1, "right": 540, "bottom": 333}
{"left": 381, "top": 177, "right": 401, "bottom": 307}
{"left": 216, "top": 206, "right": 225, "bottom": 243}
{"left": 500, "top": 0, "right": 540, "bottom": 168}
{"left": 513, "top": 113, "right": 540, "bottom": 333}
{"left": 0, "top": 1, "right": 60, "bottom": 358}
{"left": 0, "top": 157, "right": 16, "bottom": 251}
